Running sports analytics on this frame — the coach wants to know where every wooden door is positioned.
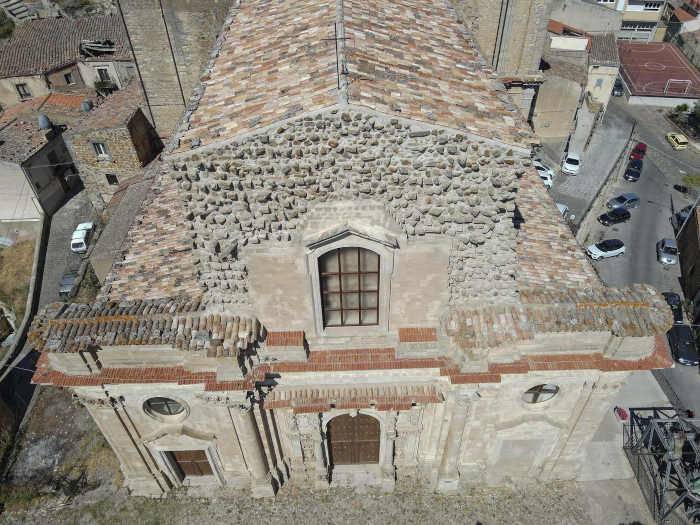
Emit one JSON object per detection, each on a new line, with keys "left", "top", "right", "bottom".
{"left": 167, "top": 450, "right": 213, "bottom": 478}
{"left": 327, "top": 414, "right": 380, "bottom": 465}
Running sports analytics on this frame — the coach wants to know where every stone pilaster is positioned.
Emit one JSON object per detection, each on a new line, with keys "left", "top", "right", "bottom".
{"left": 230, "top": 404, "right": 275, "bottom": 497}
{"left": 437, "top": 396, "right": 470, "bottom": 493}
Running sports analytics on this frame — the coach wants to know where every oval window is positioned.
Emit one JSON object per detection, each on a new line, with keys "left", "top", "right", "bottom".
{"left": 522, "top": 384, "right": 559, "bottom": 404}
{"left": 143, "top": 397, "right": 185, "bottom": 417}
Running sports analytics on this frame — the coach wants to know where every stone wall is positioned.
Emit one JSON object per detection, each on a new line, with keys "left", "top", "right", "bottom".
{"left": 450, "top": 0, "right": 553, "bottom": 76}
{"left": 118, "top": 0, "right": 228, "bottom": 136}
{"left": 0, "top": 74, "right": 48, "bottom": 109}
{"left": 67, "top": 124, "right": 143, "bottom": 209}
{"left": 171, "top": 108, "right": 529, "bottom": 308}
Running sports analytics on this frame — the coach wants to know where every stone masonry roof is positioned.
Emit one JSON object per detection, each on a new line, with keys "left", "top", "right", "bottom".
{"left": 0, "top": 15, "right": 131, "bottom": 78}
{"left": 177, "top": 0, "right": 532, "bottom": 152}
{"left": 589, "top": 33, "right": 619, "bottom": 67}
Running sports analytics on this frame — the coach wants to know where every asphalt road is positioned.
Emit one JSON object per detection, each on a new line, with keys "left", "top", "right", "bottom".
{"left": 584, "top": 98, "right": 700, "bottom": 415}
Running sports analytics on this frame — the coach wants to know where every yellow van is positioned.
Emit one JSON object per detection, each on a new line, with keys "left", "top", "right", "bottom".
{"left": 666, "top": 132, "right": 689, "bottom": 151}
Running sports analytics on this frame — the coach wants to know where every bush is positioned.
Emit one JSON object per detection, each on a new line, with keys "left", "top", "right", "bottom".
{"left": 0, "top": 10, "right": 15, "bottom": 40}
{"left": 674, "top": 103, "right": 689, "bottom": 114}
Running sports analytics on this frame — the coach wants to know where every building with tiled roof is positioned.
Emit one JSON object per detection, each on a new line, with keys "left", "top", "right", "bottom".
{"left": 0, "top": 15, "right": 134, "bottom": 110}
{"left": 29, "top": 0, "right": 673, "bottom": 498}
{"left": 64, "top": 81, "right": 163, "bottom": 211}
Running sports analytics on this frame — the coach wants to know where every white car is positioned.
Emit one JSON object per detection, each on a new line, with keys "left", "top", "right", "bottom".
{"left": 533, "top": 160, "right": 554, "bottom": 189}
{"left": 656, "top": 238, "right": 678, "bottom": 265}
{"left": 561, "top": 153, "right": 581, "bottom": 175}
{"left": 70, "top": 222, "right": 94, "bottom": 254}
{"left": 586, "top": 239, "right": 625, "bottom": 260}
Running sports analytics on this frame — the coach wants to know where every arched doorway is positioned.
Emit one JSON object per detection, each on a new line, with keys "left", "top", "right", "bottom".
{"left": 327, "top": 414, "right": 380, "bottom": 465}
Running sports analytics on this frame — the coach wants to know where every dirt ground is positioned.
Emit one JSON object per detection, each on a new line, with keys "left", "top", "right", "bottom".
{"left": 0, "top": 240, "right": 34, "bottom": 324}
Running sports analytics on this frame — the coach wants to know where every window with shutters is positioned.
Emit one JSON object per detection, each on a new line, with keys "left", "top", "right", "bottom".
{"left": 165, "top": 450, "right": 213, "bottom": 479}
{"left": 327, "top": 414, "right": 380, "bottom": 465}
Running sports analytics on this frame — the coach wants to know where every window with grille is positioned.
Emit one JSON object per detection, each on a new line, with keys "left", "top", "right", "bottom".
{"left": 15, "top": 83, "right": 31, "bottom": 99}
{"left": 143, "top": 397, "right": 185, "bottom": 417}
{"left": 166, "top": 450, "right": 213, "bottom": 478}
{"left": 319, "top": 247, "right": 379, "bottom": 327}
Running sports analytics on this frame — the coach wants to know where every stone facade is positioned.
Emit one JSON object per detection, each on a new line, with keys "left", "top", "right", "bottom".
{"left": 30, "top": 0, "right": 674, "bottom": 500}
{"left": 66, "top": 85, "right": 162, "bottom": 210}
{"left": 117, "top": 0, "right": 229, "bottom": 137}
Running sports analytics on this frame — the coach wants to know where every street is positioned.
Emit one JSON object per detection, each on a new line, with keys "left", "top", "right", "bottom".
{"left": 564, "top": 97, "right": 700, "bottom": 416}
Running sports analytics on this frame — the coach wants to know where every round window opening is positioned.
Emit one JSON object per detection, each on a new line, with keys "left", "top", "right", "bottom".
{"left": 143, "top": 397, "right": 185, "bottom": 417}
{"left": 522, "top": 384, "right": 560, "bottom": 404}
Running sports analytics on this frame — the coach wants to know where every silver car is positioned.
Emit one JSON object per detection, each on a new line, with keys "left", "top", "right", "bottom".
{"left": 656, "top": 238, "right": 679, "bottom": 265}
{"left": 606, "top": 193, "right": 640, "bottom": 210}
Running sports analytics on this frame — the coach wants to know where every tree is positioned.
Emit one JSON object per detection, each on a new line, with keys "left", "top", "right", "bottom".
{"left": 0, "top": 10, "right": 14, "bottom": 40}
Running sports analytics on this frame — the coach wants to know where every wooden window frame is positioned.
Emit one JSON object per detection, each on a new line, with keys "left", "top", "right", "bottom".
{"left": 319, "top": 247, "right": 379, "bottom": 328}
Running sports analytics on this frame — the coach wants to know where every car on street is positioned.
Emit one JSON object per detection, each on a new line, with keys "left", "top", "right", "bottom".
{"left": 666, "top": 132, "right": 689, "bottom": 151}
{"left": 629, "top": 142, "right": 647, "bottom": 160}
{"left": 606, "top": 192, "right": 640, "bottom": 210}
{"left": 612, "top": 78, "right": 624, "bottom": 97}
{"left": 533, "top": 160, "right": 554, "bottom": 189}
{"left": 586, "top": 239, "right": 625, "bottom": 260}
{"left": 673, "top": 204, "right": 694, "bottom": 232}
{"left": 662, "top": 292, "right": 685, "bottom": 324}
{"left": 656, "top": 238, "right": 679, "bottom": 265}
{"left": 666, "top": 324, "right": 699, "bottom": 366}
{"left": 59, "top": 271, "right": 78, "bottom": 300}
{"left": 561, "top": 152, "right": 581, "bottom": 175}
{"left": 70, "top": 222, "right": 94, "bottom": 254}
{"left": 598, "top": 208, "right": 631, "bottom": 226}
{"left": 623, "top": 158, "right": 643, "bottom": 181}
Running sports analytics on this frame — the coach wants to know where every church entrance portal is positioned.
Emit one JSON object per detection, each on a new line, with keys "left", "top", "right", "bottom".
{"left": 327, "top": 414, "right": 380, "bottom": 465}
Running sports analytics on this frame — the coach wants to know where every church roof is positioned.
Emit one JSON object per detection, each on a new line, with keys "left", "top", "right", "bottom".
{"left": 176, "top": 0, "right": 533, "bottom": 152}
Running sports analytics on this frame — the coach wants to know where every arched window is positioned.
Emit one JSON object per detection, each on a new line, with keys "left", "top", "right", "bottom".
{"left": 144, "top": 397, "right": 185, "bottom": 417}
{"left": 318, "top": 247, "right": 379, "bottom": 327}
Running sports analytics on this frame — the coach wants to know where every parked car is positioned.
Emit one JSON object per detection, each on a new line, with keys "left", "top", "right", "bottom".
{"left": 561, "top": 152, "right": 581, "bottom": 175}
{"left": 661, "top": 292, "right": 684, "bottom": 324}
{"left": 656, "top": 238, "right": 679, "bottom": 265}
{"left": 666, "top": 132, "right": 689, "bottom": 151}
{"left": 598, "top": 208, "right": 631, "bottom": 226}
{"left": 533, "top": 160, "right": 554, "bottom": 189}
{"left": 70, "top": 222, "right": 94, "bottom": 254}
{"left": 623, "top": 158, "right": 643, "bottom": 182}
{"left": 59, "top": 271, "right": 78, "bottom": 299}
{"left": 673, "top": 204, "right": 694, "bottom": 232}
{"left": 556, "top": 203, "right": 570, "bottom": 218}
{"left": 606, "top": 192, "right": 640, "bottom": 210}
{"left": 586, "top": 239, "right": 625, "bottom": 260}
{"left": 629, "top": 142, "right": 647, "bottom": 160}
{"left": 666, "top": 324, "right": 699, "bottom": 366}
{"left": 612, "top": 78, "right": 624, "bottom": 97}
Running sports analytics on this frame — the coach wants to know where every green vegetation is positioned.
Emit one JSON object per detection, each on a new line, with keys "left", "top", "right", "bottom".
{"left": 0, "top": 10, "right": 15, "bottom": 40}
{"left": 0, "top": 239, "right": 34, "bottom": 323}
{"left": 682, "top": 174, "right": 700, "bottom": 188}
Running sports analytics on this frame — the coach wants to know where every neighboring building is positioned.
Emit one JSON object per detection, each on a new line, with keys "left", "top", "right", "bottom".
{"left": 592, "top": 0, "right": 668, "bottom": 41}
{"left": 445, "top": 0, "right": 556, "bottom": 119}
{"left": 677, "top": 207, "right": 700, "bottom": 319}
{"left": 666, "top": 3, "right": 700, "bottom": 40}
{"left": 618, "top": 41, "right": 700, "bottom": 105}
{"left": 0, "top": 118, "right": 75, "bottom": 218}
{"left": 676, "top": 28, "right": 700, "bottom": 68}
{"left": 65, "top": 82, "right": 162, "bottom": 211}
{"left": 532, "top": 21, "right": 589, "bottom": 140}
{"left": 0, "top": 15, "right": 134, "bottom": 110}
{"left": 117, "top": 0, "right": 229, "bottom": 137}
{"left": 30, "top": 0, "right": 672, "bottom": 499}
{"left": 550, "top": 0, "right": 623, "bottom": 32}
{"left": 0, "top": 0, "right": 38, "bottom": 23}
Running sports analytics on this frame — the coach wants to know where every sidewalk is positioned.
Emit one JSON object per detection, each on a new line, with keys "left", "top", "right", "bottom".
{"left": 550, "top": 103, "right": 635, "bottom": 223}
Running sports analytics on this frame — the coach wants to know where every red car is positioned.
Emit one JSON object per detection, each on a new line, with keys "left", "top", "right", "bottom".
{"left": 629, "top": 142, "right": 647, "bottom": 160}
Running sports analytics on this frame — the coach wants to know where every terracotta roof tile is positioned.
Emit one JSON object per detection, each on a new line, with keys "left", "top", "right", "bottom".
{"left": 0, "top": 15, "right": 131, "bottom": 78}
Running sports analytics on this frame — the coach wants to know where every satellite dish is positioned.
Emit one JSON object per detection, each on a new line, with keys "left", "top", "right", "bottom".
{"left": 38, "top": 113, "right": 52, "bottom": 130}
